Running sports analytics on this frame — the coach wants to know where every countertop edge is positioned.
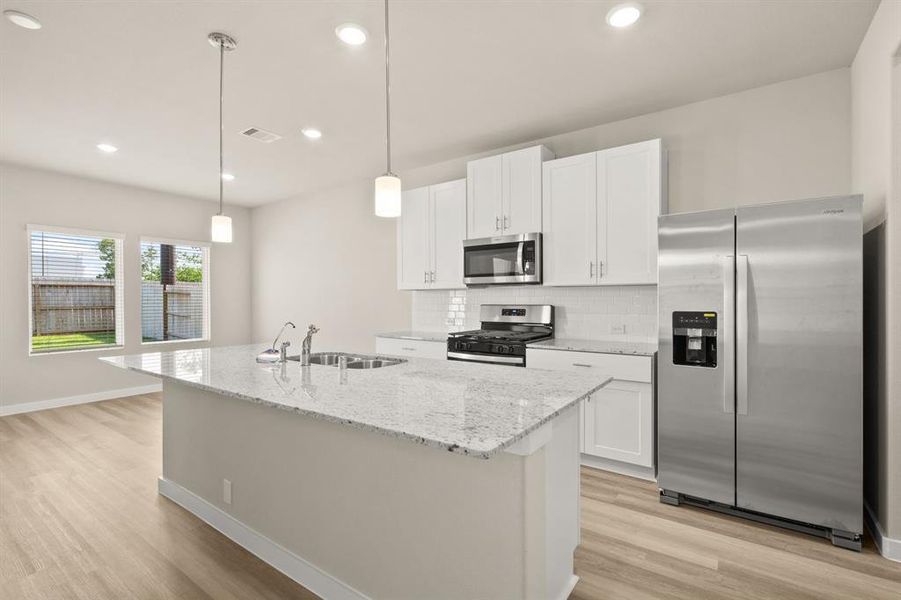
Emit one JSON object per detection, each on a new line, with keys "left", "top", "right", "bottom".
{"left": 101, "top": 358, "right": 611, "bottom": 460}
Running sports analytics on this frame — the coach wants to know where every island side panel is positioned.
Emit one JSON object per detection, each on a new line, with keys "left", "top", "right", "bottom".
{"left": 544, "top": 406, "right": 581, "bottom": 599}
{"left": 161, "top": 380, "right": 557, "bottom": 599}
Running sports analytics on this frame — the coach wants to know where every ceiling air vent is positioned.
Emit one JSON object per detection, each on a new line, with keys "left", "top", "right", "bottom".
{"left": 240, "top": 127, "right": 282, "bottom": 143}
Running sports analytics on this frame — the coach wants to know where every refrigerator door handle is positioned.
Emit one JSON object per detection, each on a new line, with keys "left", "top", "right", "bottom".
{"left": 736, "top": 254, "right": 749, "bottom": 416}
{"left": 722, "top": 255, "right": 735, "bottom": 414}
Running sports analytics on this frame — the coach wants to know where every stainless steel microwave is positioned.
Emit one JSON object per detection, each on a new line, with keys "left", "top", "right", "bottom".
{"left": 462, "top": 233, "right": 542, "bottom": 286}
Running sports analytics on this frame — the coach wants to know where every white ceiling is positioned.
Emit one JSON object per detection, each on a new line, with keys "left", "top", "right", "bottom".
{"left": 0, "top": 0, "right": 878, "bottom": 207}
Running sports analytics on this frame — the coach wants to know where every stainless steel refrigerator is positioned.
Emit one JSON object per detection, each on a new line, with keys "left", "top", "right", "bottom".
{"left": 657, "top": 195, "right": 863, "bottom": 550}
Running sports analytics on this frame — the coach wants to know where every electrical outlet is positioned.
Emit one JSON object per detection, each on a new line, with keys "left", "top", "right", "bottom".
{"left": 611, "top": 324, "right": 627, "bottom": 335}
{"left": 223, "top": 479, "right": 232, "bottom": 505}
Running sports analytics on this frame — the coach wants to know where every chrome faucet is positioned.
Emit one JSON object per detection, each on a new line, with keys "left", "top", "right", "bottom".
{"left": 300, "top": 324, "right": 320, "bottom": 366}
{"left": 256, "top": 321, "right": 295, "bottom": 363}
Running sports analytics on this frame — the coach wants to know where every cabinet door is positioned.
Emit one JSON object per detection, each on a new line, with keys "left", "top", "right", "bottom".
{"left": 466, "top": 155, "right": 503, "bottom": 239}
{"left": 583, "top": 380, "right": 653, "bottom": 467}
{"left": 430, "top": 179, "right": 466, "bottom": 289}
{"left": 597, "top": 139, "right": 663, "bottom": 284}
{"left": 502, "top": 146, "right": 544, "bottom": 235}
{"left": 397, "top": 186, "right": 431, "bottom": 289}
{"left": 541, "top": 153, "right": 598, "bottom": 286}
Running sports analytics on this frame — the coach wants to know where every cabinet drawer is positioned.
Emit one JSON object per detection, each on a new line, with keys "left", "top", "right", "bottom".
{"left": 526, "top": 348, "right": 652, "bottom": 383}
{"left": 376, "top": 337, "right": 447, "bottom": 360}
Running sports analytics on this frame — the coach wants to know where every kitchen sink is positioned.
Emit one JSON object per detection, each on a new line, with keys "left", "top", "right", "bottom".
{"left": 306, "top": 352, "right": 344, "bottom": 366}
{"left": 345, "top": 358, "right": 403, "bottom": 369}
{"left": 287, "top": 352, "right": 406, "bottom": 369}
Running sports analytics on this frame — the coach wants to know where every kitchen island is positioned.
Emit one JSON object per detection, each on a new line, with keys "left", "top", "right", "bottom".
{"left": 101, "top": 344, "right": 611, "bottom": 600}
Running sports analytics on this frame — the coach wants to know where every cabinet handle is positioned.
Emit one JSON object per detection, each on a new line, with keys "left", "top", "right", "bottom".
{"left": 401, "top": 347, "right": 417, "bottom": 352}
{"left": 503, "top": 215, "right": 509, "bottom": 230}
{"left": 495, "top": 216, "right": 501, "bottom": 231}
{"left": 598, "top": 260, "right": 604, "bottom": 278}
{"left": 589, "top": 262, "right": 594, "bottom": 278}
{"left": 572, "top": 363, "right": 593, "bottom": 368}
{"left": 430, "top": 271, "right": 436, "bottom": 283}
{"left": 423, "top": 271, "right": 428, "bottom": 283}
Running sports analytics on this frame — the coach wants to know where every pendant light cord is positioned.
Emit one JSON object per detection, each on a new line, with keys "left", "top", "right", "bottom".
{"left": 384, "top": 0, "right": 392, "bottom": 175}
{"left": 218, "top": 42, "right": 224, "bottom": 216}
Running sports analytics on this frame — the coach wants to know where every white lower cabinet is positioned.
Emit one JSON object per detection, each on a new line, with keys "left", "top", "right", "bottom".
{"left": 527, "top": 347, "right": 655, "bottom": 479}
{"left": 583, "top": 380, "right": 653, "bottom": 467}
{"left": 375, "top": 337, "right": 447, "bottom": 360}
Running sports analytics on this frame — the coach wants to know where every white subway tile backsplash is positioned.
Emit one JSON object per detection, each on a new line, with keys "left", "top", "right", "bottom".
{"left": 411, "top": 285, "right": 658, "bottom": 343}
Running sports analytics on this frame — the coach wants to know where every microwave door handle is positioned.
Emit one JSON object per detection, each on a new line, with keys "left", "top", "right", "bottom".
{"left": 722, "top": 255, "right": 735, "bottom": 414}
{"left": 516, "top": 242, "right": 524, "bottom": 275}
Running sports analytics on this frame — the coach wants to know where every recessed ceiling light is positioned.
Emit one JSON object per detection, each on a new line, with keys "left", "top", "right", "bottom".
{"left": 301, "top": 128, "right": 323, "bottom": 140}
{"left": 606, "top": 3, "right": 642, "bottom": 28}
{"left": 221, "top": 172, "right": 235, "bottom": 181}
{"left": 335, "top": 23, "right": 367, "bottom": 46}
{"left": 96, "top": 143, "right": 118, "bottom": 153}
{"left": 4, "top": 10, "right": 42, "bottom": 30}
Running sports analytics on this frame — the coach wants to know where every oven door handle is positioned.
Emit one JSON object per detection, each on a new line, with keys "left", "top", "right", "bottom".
{"left": 447, "top": 351, "right": 524, "bottom": 365}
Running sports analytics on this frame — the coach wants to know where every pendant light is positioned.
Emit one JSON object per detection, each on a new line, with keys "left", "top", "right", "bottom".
{"left": 209, "top": 32, "right": 237, "bottom": 243}
{"left": 374, "top": 0, "right": 401, "bottom": 218}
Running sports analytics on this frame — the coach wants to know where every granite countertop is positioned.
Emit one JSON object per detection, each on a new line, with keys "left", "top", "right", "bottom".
{"left": 376, "top": 330, "right": 449, "bottom": 343}
{"left": 529, "top": 338, "right": 657, "bottom": 357}
{"left": 100, "top": 344, "right": 610, "bottom": 459}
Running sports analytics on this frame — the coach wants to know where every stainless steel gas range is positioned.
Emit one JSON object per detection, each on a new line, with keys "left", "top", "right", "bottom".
{"left": 446, "top": 304, "right": 554, "bottom": 367}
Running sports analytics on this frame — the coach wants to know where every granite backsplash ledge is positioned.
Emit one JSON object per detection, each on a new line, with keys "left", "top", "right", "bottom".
{"left": 411, "top": 285, "right": 657, "bottom": 343}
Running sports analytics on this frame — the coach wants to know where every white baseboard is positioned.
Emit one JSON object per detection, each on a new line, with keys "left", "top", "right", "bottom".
{"left": 552, "top": 574, "right": 580, "bottom": 600}
{"left": 581, "top": 453, "right": 656, "bottom": 481}
{"left": 865, "top": 502, "right": 901, "bottom": 562}
{"left": 158, "top": 477, "right": 369, "bottom": 600}
{"left": 0, "top": 384, "right": 162, "bottom": 417}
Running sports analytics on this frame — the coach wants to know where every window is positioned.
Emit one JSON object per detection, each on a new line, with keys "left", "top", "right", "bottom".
{"left": 140, "top": 239, "right": 210, "bottom": 343}
{"left": 28, "top": 226, "right": 124, "bottom": 354}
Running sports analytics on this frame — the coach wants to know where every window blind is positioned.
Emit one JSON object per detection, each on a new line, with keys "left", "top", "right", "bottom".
{"left": 29, "top": 229, "right": 123, "bottom": 353}
{"left": 140, "top": 241, "right": 209, "bottom": 343}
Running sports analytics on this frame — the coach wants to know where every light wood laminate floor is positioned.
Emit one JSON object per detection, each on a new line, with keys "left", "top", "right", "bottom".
{"left": 1, "top": 394, "right": 899, "bottom": 599}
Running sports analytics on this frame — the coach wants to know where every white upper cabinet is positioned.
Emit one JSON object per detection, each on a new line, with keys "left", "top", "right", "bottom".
{"left": 542, "top": 139, "right": 665, "bottom": 286}
{"left": 397, "top": 186, "right": 431, "bottom": 289}
{"left": 597, "top": 139, "right": 664, "bottom": 285}
{"left": 430, "top": 179, "right": 466, "bottom": 289}
{"left": 466, "top": 155, "right": 503, "bottom": 239}
{"left": 467, "top": 145, "right": 553, "bottom": 239}
{"left": 542, "top": 152, "right": 598, "bottom": 286}
{"left": 502, "top": 146, "right": 548, "bottom": 235}
{"left": 397, "top": 179, "right": 466, "bottom": 290}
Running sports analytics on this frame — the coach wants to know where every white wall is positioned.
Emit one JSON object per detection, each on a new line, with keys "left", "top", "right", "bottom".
{"left": 252, "top": 69, "right": 852, "bottom": 353}
{"left": 251, "top": 180, "right": 410, "bottom": 353}
{"left": 403, "top": 68, "right": 852, "bottom": 214}
{"left": 851, "top": 0, "right": 901, "bottom": 542}
{"left": 0, "top": 163, "right": 253, "bottom": 409}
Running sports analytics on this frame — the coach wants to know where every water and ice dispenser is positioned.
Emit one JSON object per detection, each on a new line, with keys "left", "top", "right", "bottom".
{"left": 672, "top": 312, "right": 717, "bottom": 368}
